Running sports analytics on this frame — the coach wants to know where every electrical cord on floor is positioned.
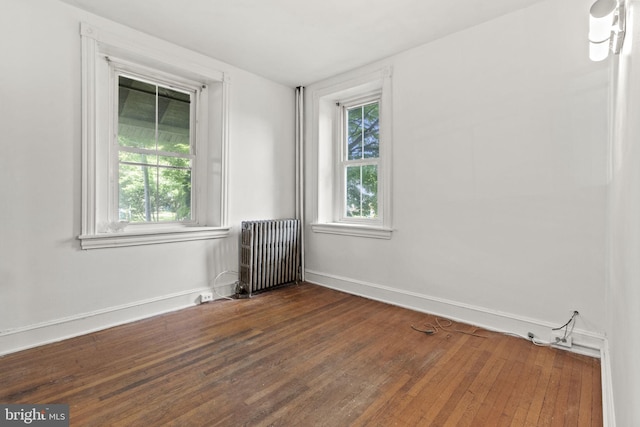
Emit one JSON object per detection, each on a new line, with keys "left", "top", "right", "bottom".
{"left": 411, "top": 325, "right": 435, "bottom": 335}
{"left": 212, "top": 270, "right": 239, "bottom": 301}
{"left": 530, "top": 337, "right": 552, "bottom": 347}
{"left": 411, "top": 317, "right": 487, "bottom": 338}
{"left": 505, "top": 332, "right": 552, "bottom": 347}
{"left": 412, "top": 311, "right": 579, "bottom": 346}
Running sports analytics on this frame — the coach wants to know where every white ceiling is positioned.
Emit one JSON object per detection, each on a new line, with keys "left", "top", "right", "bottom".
{"left": 59, "top": 0, "right": 547, "bottom": 87}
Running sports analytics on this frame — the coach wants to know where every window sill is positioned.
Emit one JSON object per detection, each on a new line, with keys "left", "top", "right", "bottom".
{"left": 78, "top": 226, "right": 231, "bottom": 250}
{"left": 311, "top": 222, "right": 393, "bottom": 239}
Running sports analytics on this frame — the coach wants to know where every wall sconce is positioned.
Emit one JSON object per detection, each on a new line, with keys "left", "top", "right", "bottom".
{"left": 589, "top": 0, "right": 626, "bottom": 61}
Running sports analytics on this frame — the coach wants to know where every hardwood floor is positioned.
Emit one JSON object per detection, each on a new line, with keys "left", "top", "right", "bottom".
{"left": 0, "top": 283, "right": 602, "bottom": 426}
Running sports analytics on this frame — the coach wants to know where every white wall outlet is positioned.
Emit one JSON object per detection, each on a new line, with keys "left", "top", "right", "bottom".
{"left": 200, "top": 292, "right": 214, "bottom": 303}
{"left": 551, "top": 332, "right": 573, "bottom": 348}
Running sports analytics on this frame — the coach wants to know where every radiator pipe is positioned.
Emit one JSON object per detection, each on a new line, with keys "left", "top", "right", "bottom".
{"left": 295, "top": 86, "right": 305, "bottom": 282}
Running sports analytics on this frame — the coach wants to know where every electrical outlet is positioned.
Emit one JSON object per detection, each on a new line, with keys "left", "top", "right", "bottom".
{"left": 200, "top": 292, "right": 214, "bottom": 303}
{"left": 551, "top": 332, "right": 573, "bottom": 348}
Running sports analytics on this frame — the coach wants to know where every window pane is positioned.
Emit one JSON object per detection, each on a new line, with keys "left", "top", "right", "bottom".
{"left": 119, "top": 163, "right": 191, "bottom": 223}
{"left": 117, "top": 75, "right": 193, "bottom": 224}
{"left": 118, "top": 76, "right": 158, "bottom": 151}
{"left": 347, "top": 107, "right": 363, "bottom": 160}
{"left": 346, "top": 102, "right": 379, "bottom": 161}
{"left": 362, "top": 102, "right": 379, "bottom": 159}
{"left": 118, "top": 76, "right": 192, "bottom": 155}
{"left": 119, "top": 163, "right": 158, "bottom": 223}
{"left": 346, "top": 165, "right": 378, "bottom": 218}
{"left": 158, "top": 167, "right": 192, "bottom": 221}
{"left": 157, "top": 86, "right": 191, "bottom": 155}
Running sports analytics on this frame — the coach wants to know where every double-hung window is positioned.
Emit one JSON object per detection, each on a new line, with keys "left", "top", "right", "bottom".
{"left": 311, "top": 67, "right": 393, "bottom": 239}
{"left": 116, "top": 72, "right": 196, "bottom": 224}
{"left": 340, "top": 97, "right": 380, "bottom": 221}
{"left": 79, "top": 22, "right": 230, "bottom": 249}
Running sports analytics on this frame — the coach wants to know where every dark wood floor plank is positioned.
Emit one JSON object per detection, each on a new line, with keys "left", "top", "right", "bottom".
{"left": 592, "top": 357, "right": 604, "bottom": 426}
{"left": 551, "top": 351, "right": 577, "bottom": 427}
{"left": 469, "top": 337, "right": 529, "bottom": 426}
{"left": 384, "top": 334, "right": 476, "bottom": 425}
{"left": 444, "top": 346, "right": 508, "bottom": 426}
{"left": 497, "top": 344, "right": 542, "bottom": 427}
{"left": 578, "top": 358, "right": 594, "bottom": 426}
{"left": 0, "top": 283, "right": 602, "bottom": 426}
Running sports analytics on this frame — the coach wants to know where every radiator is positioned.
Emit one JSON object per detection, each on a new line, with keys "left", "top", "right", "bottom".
{"left": 239, "top": 219, "right": 301, "bottom": 296}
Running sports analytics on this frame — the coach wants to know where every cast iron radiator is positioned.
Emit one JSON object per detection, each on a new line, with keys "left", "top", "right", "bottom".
{"left": 239, "top": 219, "right": 301, "bottom": 296}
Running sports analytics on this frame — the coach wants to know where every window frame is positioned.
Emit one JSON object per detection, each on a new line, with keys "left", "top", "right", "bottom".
{"left": 310, "top": 67, "right": 393, "bottom": 239}
{"left": 79, "top": 22, "right": 230, "bottom": 249}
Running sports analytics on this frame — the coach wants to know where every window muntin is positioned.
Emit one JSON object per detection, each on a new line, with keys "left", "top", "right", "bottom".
{"left": 341, "top": 99, "right": 380, "bottom": 221}
{"left": 115, "top": 73, "right": 197, "bottom": 224}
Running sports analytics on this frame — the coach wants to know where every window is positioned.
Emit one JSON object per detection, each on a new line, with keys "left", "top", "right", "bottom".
{"left": 311, "top": 67, "right": 392, "bottom": 239}
{"left": 116, "top": 73, "right": 195, "bottom": 224}
{"left": 79, "top": 23, "right": 230, "bottom": 249}
{"left": 341, "top": 98, "right": 380, "bottom": 221}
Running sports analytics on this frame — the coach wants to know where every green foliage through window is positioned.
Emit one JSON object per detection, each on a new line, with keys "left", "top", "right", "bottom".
{"left": 346, "top": 165, "right": 378, "bottom": 217}
{"left": 117, "top": 75, "right": 193, "bottom": 223}
{"left": 344, "top": 101, "right": 379, "bottom": 219}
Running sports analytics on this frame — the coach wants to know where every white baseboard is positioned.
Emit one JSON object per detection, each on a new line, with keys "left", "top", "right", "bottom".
{"left": 600, "top": 341, "right": 616, "bottom": 427}
{"left": 0, "top": 281, "right": 237, "bottom": 356}
{"left": 305, "top": 270, "right": 604, "bottom": 358}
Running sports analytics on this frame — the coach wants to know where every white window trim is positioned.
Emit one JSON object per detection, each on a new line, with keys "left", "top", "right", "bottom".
{"left": 79, "top": 22, "right": 230, "bottom": 249}
{"left": 310, "top": 67, "right": 393, "bottom": 239}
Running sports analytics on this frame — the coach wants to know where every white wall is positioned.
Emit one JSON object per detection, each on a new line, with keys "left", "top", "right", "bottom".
{"left": 608, "top": 1, "right": 640, "bottom": 425}
{"left": 305, "top": 0, "right": 608, "bottom": 350}
{"left": 0, "top": 0, "right": 295, "bottom": 354}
